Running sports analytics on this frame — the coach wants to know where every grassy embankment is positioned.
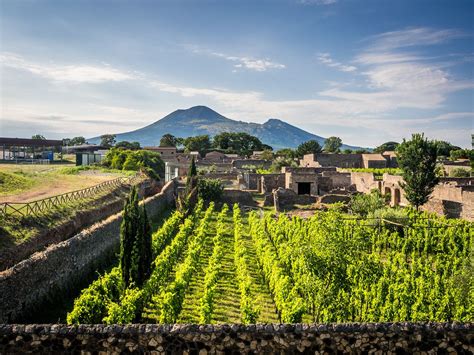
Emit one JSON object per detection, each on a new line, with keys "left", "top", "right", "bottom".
{"left": 0, "top": 164, "right": 134, "bottom": 249}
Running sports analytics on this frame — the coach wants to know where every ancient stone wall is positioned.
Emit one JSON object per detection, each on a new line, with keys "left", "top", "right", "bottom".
{"left": 350, "top": 172, "right": 381, "bottom": 194}
{"left": 1, "top": 323, "right": 471, "bottom": 353}
{"left": 274, "top": 188, "right": 317, "bottom": 209}
{"left": 232, "top": 159, "right": 272, "bottom": 170}
{"left": 221, "top": 189, "right": 256, "bottom": 206}
{"left": 0, "top": 180, "right": 177, "bottom": 323}
{"left": 302, "top": 153, "right": 363, "bottom": 168}
{"left": 203, "top": 172, "right": 238, "bottom": 181}
{"left": 260, "top": 173, "right": 285, "bottom": 194}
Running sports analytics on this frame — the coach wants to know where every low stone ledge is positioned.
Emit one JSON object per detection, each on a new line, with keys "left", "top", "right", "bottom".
{"left": 0, "top": 323, "right": 472, "bottom": 353}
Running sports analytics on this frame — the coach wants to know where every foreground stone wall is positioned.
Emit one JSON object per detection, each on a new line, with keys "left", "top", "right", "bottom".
{"left": 0, "top": 323, "right": 471, "bottom": 353}
{"left": 0, "top": 180, "right": 177, "bottom": 324}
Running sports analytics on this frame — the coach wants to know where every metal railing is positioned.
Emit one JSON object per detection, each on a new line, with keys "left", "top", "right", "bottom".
{"left": 0, "top": 174, "right": 143, "bottom": 218}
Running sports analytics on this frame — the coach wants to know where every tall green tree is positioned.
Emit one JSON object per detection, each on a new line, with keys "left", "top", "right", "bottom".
{"left": 324, "top": 136, "right": 342, "bottom": 153}
{"left": 71, "top": 136, "right": 86, "bottom": 145}
{"left": 159, "top": 133, "right": 180, "bottom": 147}
{"left": 183, "top": 135, "right": 211, "bottom": 155}
{"left": 296, "top": 140, "right": 322, "bottom": 158}
{"left": 186, "top": 156, "right": 197, "bottom": 191}
{"left": 396, "top": 133, "right": 439, "bottom": 210}
{"left": 100, "top": 134, "right": 116, "bottom": 148}
{"left": 120, "top": 186, "right": 152, "bottom": 288}
{"left": 120, "top": 187, "right": 140, "bottom": 288}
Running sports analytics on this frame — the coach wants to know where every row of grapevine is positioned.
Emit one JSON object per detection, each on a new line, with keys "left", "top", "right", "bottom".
{"left": 248, "top": 211, "right": 305, "bottom": 323}
{"left": 233, "top": 204, "right": 260, "bottom": 323}
{"left": 152, "top": 209, "right": 184, "bottom": 257}
{"left": 67, "top": 209, "right": 188, "bottom": 325}
{"left": 255, "top": 209, "right": 473, "bottom": 322}
{"left": 104, "top": 200, "right": 206, "bottom": 323}
{"left": 155, "top": 202, "right": 215, "bottom": 323}
{"left": 66, "top": 267, "right": 123, "bottom": 324}
{"left": 199, "top": 204, "right": 229, "bottom": 324}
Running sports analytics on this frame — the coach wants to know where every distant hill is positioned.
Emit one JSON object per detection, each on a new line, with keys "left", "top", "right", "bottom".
{"left": 88, "top": 105, "right": 363, "bottom": 150}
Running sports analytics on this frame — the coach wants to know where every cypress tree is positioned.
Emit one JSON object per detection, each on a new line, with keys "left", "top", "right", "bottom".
{"left": 186, "top": 157, "right": 197, "bottom": 193}
{"left": 138, "top": 205, "right": 152, "bottom": 285}
{"left": 120, "top": 186, "right": 140, "bottom": 288}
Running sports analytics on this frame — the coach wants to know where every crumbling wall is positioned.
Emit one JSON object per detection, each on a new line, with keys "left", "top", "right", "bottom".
{"left": 274, "top": 188, "right": 317, "bottom": 210}
{"left": 260, "top": 173, "right": 285, "bottom": 194}
{"left": 351, "top": 172, "right": 381, "bottom": 194}
{"left": 221, "top": 189, "right": 256, "bottom": 206}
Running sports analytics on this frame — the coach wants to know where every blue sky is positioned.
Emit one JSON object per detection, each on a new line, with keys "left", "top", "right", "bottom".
{"left": 1, "top": 0, "right": 473, "bottom": 147}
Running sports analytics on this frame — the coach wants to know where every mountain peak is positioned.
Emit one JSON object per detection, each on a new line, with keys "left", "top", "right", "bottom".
{"left": 264, "top": 118, "right": 286, "bottom": 125}
{"left": 88, "top": 106, "right": 364, "bottom": 150}
{"left": 161, "top": 105, "right": 229, "bottom": 124}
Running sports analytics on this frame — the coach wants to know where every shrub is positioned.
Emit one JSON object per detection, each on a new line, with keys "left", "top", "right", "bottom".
{"left": 349, "top": 189, "right": 386, "bottom": 217}
{"left": 449, "top": 168, "right": 471, "bottom": 178}
{"left": 197, "top": 178, "right": 224, "bottom": 202}
{"left": 104, "top": 148, "right": 164, "bottom": 179}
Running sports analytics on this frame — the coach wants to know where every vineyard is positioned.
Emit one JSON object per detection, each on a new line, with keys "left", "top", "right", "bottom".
{"left": 67, "top": 202, "right": 473, "bottom": 324}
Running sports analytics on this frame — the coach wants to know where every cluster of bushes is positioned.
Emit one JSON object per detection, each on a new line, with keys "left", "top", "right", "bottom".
{"left": 349, "top": 189, "right": 388, "bottom": 217}
{"left": 103, "top": 148, "right": 164, "bottom": 180}
{"left": 197, "top": 178, "right": 224, "bottom": 202}
{"left": 348, "top": 168, "right": 402, "bottom": 177}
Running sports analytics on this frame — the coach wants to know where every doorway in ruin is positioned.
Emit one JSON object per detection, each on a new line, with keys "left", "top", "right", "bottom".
{"left": 297, "top": 182, "right": 311, "bottom": 195}
{"left": 394, "top": 188, "right": 401, "bottom": 206}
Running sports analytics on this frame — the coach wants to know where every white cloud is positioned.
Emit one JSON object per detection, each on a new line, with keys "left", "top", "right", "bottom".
{"left": 366, "top": 27, "right": 464, "bottom": 51}
{"left": 317, "top": 53, "right": 357, "bottom": 72}
{"left": 190, "top": 47, "right": 286, "bottom": 72}
{"left": 0, "top": 52, "right": 133, "bottom": 83}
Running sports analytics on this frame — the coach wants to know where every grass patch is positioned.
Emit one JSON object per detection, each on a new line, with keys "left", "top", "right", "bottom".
{"left": 58, "top": 165, "right": 136, "bottom": 176}
{"left": 0, "top": 171, "right": 34, "bottom": 195}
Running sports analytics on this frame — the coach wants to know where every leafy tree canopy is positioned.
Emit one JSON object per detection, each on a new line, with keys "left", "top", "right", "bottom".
{"left": 212, "top": 132, "right": 266, "bottom": 157}
{"left": 115, "top": 141, "right": 141, "bottom": 150}
{"left": 72, "top": 136, "right": 86, "bottom": 145}
{"left": 373, "top": 141, "right": 399, "bottom": 153}
{"left": 260, "top": 149, "right": 274, "bottom": 161}
{"left": 432, "top": 140, "right": 460, "bottom": 157}
{"left": 31, "top": 134, "right": 45, "bottom": 140}
{"left": 296, "top": 140, "right": 322, "bottom": 158}
{"left": 275, "top": 148, "right": 296, "bottom": 159}
{"left": 104, "top": 148, "right": 164, "bottom": 179}
{"left": 159, "top": 133, "right": 182, "bottom": 147}
{"left": 324, "top": 136, "right": 342, "bottom": 153}
{"left": 396, "top": 133, "right": 439, "bottom": 209}
{"left": 100, "top": 134, "right": 116, "bottom": 148}
{"left": 183, "top": 135, "right": 211, "bottom": 155}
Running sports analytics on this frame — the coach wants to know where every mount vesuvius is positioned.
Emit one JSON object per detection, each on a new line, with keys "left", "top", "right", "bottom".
{"left": 89, "top": 106, "right": 362, "bottom": 150}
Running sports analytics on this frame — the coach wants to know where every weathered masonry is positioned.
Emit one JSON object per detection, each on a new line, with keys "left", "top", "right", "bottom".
{"left": 0, "top": 323, "right": 471, "bottom": 353}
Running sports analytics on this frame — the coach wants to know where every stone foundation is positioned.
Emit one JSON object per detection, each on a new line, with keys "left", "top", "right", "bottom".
{"left": 0, "top": 323, "right": 471, "bottom": 353}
